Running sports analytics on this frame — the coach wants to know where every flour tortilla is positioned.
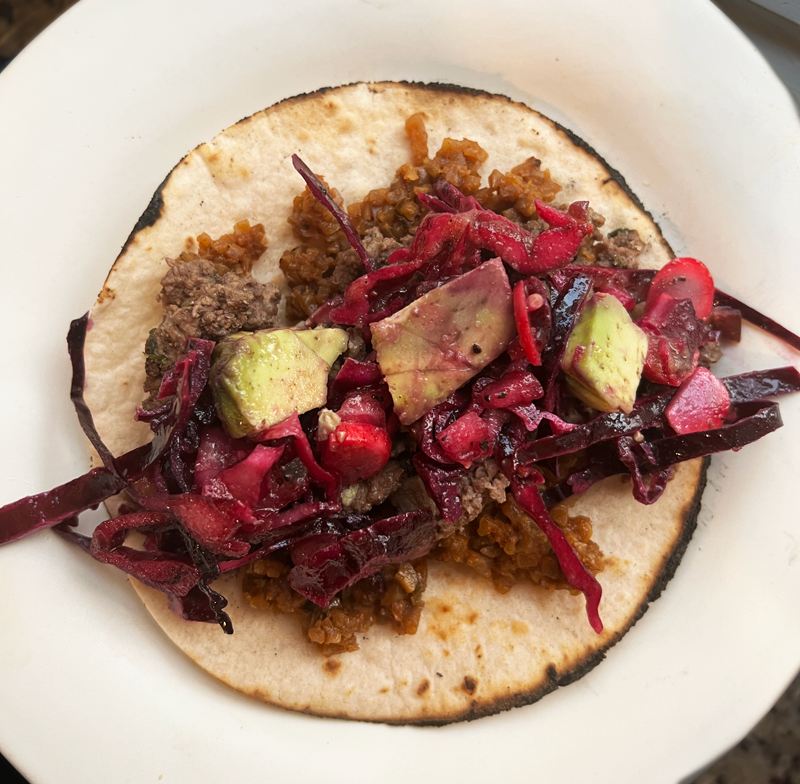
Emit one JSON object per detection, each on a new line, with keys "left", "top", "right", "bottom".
{"left": 82, "top": 82, "right": 705, "bottom": 724}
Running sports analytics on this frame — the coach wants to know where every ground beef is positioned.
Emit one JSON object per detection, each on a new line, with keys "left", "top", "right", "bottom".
{"left": 341, "top": 460, "right": 405, "bottom": 513}
{"left": 330, "top": 248, "right": 364, "bottom": 292}
{"left": 699, "top": 339, "right": 724, "bottom": 366}
{"left": 520, "top": 216, "right": 550, "bottom": 236}
{"left": 345, "top": 327, "right": 366, "bottom": 360}
{"left": 143, "top": 222, "right": 281, "bottom": 401}
{"left": 455, "top": 459, "right": 510, "bottom": 526}
{"left": 361, "top": 226, "right": 406, "bottom": 263}
{"left": 158, "top": 259, "right": 279, "bottom": 338}
{"left": 592, "top": 228, "right": 646, "bottom": 268}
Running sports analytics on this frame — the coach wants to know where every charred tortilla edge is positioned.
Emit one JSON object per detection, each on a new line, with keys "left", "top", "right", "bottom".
{"left": 113, "top": 81, "right": 673, "bottom": 271}
{"left": 401, "top": 457, "right": 709, "bottom": 726}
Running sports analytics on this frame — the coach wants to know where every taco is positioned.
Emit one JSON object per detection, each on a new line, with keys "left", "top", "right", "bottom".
{"left": 73, "top": 81, "right": 707, "bottom": 723}
{"left": 7, "top": 82, "right": 795, "bottom": 725}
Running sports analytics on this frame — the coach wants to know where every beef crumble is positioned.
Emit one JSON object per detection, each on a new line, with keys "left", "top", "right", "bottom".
{"left": 341, "top": 460, "right": 406, "bottom": 514}
{"left": 143, "top": 220, "right": 281, "bottom": 403}
{"left": 592, "top": 228, "right": 646, "bottom": 268}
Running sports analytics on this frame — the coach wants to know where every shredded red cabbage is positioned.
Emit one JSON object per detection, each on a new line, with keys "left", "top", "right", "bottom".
{"left": 715, "top": 289, "right": 800, "bottom": 351}
{"left": 2, "top": 168, "right": 799, "bottom": 647}
{"left": 292, "top": 155, "right": 375, "bottom": 273}
{"left": 287, "top": 510, "right": 435, "bottom": 605}
{"left": 541, "top": 273, "right": 592, "bottom": 411}
{"left": 511, "top": 474, "right": 603, "bottom": 633}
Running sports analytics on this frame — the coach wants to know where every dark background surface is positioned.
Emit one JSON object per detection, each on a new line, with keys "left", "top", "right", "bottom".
{"left": 1, "top": 1, "right": 799, "bottom": 783}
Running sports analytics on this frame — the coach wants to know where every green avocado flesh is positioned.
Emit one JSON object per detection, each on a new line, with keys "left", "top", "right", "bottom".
{"left": 561, "top": 292, "right": 647, "bottom": 414}
{"left": 210, "top": 328, "right": 347, "bottom": 438}
{"left": 371, "top": 258, "right": 516, "bottom": 425}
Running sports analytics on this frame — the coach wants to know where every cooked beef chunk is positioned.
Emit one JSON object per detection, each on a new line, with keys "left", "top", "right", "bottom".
{"left": 330, "top": 248, "right": 364, "bottom": 292}
{"left": 593, "top": 228, "right": 645, "bottom": 268}
{"left": 341, "top": 460, "right": 405, "bottom": 513}
{"left": 143, "top": 258, "right": 280, "bottom": 401}
{"left": 390, "top": 459, "right": 510, "bottom": 540}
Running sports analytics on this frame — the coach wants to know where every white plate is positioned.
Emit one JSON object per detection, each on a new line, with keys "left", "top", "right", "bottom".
{"left": 1, "top": 1, "right": 799, "bottom": 782}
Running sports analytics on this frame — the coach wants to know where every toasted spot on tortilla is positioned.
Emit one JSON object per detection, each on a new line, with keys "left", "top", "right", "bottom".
{"left": 417, "top": 679, "right": 430, "bottom": 697}
{"left": 605, "top": 555, "right": 627, "bottom": 576}
{"left": 198, "top": 145, "right": 251, "bottom": 184}
{"left": 323, "top": 659, "right": 341, "bottom": 677}
{"left": 379, "top": 686, "right": 390, "bottom": 694}
{"left": 427, "top": 597, "right": 477, "bottom": 644}
{"left": 97, "top": 285, "right": 115, "bottom": 304}
{"left": 461, "top": 676, "right": 478, "bottom": 695}
{"left": 475, "top": 644, "right": 483, "bottom": 659}
{"left": 511, "top": 621, "right": 529, "bottom": 636}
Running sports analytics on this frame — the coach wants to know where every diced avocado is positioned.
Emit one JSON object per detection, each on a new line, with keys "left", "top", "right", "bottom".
{"left": 295, "top": 328, "right": 348, "bottom": 366}
{"left": 561, "top": 292, "right": 648, "bottom": 414}
{"left": 371, "top": 258, "right": 516, "bottom": 424}
{"left": 210, "top": 329, "right": 346, "bottom": 438}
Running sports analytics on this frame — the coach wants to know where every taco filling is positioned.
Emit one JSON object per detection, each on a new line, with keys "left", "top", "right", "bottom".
{"left": 1, "top": 82, "right": 798, "bottom": 723}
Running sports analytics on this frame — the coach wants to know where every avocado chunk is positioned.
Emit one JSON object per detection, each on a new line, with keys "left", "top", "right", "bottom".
{"left": 210, "top": 328, "right": 347, "bottom": 438}
{"left": 295, "top": 328, "right": 349, "bottom": 366}
{"left": 371, "top": 258, "right": 516, "bottom": 425}
{"left": 561, "top": 292, "right": 648, "bottom": 414}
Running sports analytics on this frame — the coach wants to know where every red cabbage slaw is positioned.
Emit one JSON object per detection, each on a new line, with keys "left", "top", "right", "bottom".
{"left": 1, "top": 160, "right": 799, "bottom": 637}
